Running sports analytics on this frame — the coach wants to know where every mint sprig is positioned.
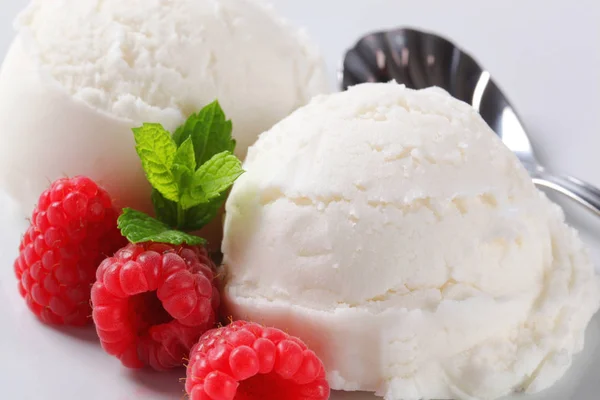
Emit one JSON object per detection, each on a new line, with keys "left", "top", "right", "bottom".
{"left": 118, "top": 101, "right": 244, "bottom": 246}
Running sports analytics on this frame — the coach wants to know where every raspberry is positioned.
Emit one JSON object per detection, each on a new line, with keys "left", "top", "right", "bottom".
{"left": 91, "top": 242, "right": 220, "bottom": 370}
{"left": 186, "top": 321, "right": 330, "bottom": 400}
{"left": 13, "top": 176, "right": 125, "bottom": 326}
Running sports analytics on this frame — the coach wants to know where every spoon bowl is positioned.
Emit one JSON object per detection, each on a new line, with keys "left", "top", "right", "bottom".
{"left": 341, "top": 27, "right": 600, "bottom": 216}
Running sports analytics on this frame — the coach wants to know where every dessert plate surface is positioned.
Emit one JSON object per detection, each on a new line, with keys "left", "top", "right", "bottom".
{"left": 1, "top": 189, "right": 599, "bottom": 400}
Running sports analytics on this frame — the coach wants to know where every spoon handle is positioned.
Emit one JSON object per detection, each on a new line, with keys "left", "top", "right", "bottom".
{"left": 532, "top": 169, "right": 600, "bottom": 216}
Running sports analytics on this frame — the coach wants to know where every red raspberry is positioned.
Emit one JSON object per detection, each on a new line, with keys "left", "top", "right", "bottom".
{"left": 13, "top": 176, "right": 125, "bottom": 326}
{"left": 91, "top": 242, "right": 219, "bottom": 370}
{"left": 186, "top": 321, "right": 330, "bottom": 400}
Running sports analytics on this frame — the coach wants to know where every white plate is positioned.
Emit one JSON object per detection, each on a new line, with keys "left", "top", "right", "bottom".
{"left": 1, "top": 1, "right": 599, "bottom": 397}
{"left": 1, "top": 188, "right": 600, "bottom": 400}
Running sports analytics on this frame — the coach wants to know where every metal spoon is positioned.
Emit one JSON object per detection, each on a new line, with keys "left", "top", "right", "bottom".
{"left": 341, "top": 27, "right": 600, "bottom": 216}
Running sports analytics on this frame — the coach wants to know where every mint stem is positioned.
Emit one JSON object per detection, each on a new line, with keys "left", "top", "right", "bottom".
{"left": 176, "top": 206, "right": 185, "bottom": 229}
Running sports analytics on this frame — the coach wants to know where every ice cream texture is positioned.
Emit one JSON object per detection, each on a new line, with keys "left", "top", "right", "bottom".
{"left": 0, "top": 0, "right": 328, "bottom": 218}
{"left": 222, "top": 83, "right": 600, "bottom": 400}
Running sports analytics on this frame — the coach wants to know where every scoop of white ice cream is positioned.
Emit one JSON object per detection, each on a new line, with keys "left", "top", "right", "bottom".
{"left": 0, "top": 0, "right": 327, "bottom": 220}
{"left": 222, "top": 83, "right": 600, "bottom": 400}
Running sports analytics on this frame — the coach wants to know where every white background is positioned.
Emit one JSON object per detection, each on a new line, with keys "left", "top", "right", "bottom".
{"left": 0, "top": 1, "right": 599, "bottom": 400}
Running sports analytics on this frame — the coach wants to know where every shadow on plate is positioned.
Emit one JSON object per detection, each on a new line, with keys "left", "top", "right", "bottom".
{"left": 41, "top": 323, "right": 99, "bottom": 343}
{"left": 127, "top": 367, "right": 186, "bottom": 399}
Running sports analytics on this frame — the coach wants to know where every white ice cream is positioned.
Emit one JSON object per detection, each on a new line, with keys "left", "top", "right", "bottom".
{"left": 222, "top": 83, "right": 600, "bottom": 400}
{"left": 0, "top": 0, "right": 327, "bottom": 218}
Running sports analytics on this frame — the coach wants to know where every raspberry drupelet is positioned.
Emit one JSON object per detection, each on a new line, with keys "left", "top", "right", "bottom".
{"left": 91, "top": 242, "right": 220, "bottom": 370}
{"left": 14, "top": 176, "right": 125, "bottom": 325}
{"left": 186, "top": 321, "right": 330, "bottom": 400}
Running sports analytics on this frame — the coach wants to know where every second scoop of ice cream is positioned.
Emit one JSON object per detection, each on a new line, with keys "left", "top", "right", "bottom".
{"left": 222, "top": 83, "right": 600, "bottom": 400}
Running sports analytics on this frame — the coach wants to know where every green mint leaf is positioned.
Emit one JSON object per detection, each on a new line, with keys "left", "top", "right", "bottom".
{"left": 179, "top": 183, "right": 205, "bottom": 210}
{"left": 173, "top": 138, "right": 203, "bottom": 210}
{"left": 151, "top": 189, "right": 178, "bottom": 227}
{"left": 183, "top": 192, "right": 228, "bottom": 231}
{"left": 201, "top": 115, "right": 235, "bottom": 165}
{"left": 172, "top": 137, "right": 196, "bottom": 201}
{"left": 153, "top": 189, "right": 225, "bottom": 232}
{"left": 118, "top": 208, "right": 205, "bottom": 246}
{"left": 173, "top": 136, "right": 196, "bottom": 170}
{"left": 171, "top": 163, "right": 194, "bottom": 200}
{"left": 193, "top": 151, "right": 244, "bottom": 202}
{"left": 176, "top": 151, "right": 243, "bottom": 210}
{"left": 133, "top": 123, "right": 179, "bottom": 202}
{"left": 172, "top": 101, "right": 235, "bottom": 166}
